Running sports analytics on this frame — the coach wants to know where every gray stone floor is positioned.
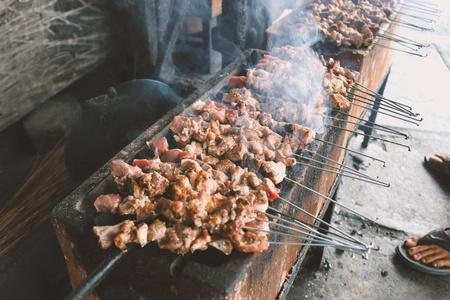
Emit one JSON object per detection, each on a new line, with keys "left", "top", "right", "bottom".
{"left": 287, "top": 1, "right": 450, "bottom": 299}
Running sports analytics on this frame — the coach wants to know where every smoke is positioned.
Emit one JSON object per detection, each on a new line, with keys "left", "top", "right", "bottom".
{"left": 250, "top": 1, "right": 327, "bottom": 133}
{"left": 265, "top": 0, "right": 322, "bottom": 47}
{"left": 110, "top": 1, "right": 327, "bottom": 133}
{"left": 246, "top": 46, "right": 327, "bottom": 134}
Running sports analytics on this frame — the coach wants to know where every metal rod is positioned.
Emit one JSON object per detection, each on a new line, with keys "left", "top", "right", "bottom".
{"left": 260, "top": 209, "right": 366, "bottom": 247}
{"left": 377, "top": 34, "right": 424, "bottom": 50}
{"left": 270, "top": 202, "right": 369, "bottom": 246}
{"left": 393, "top": 21, "right": 434, "bottom": 32}
{"left": 327, "top": 123, "right": 412, "bottom": 151}
{"left": 247, "top": 226, "right": 367, "bottom": 253}
{"left": 265, "top": 207, "right": 367, "bottom": 247}
{"left": 352, "top": 84, "right": 416, "bottom": 114}
{"left": 330, "top": 109, "right": 411, "bottom": 138}
{"left": 372, "top": 43, "right": 428, "bottom": 57}
{"left": 324, "top": 114, "right": 409, "bottom": 139}
{"left": 349, "top": 89, "right": 416, "bottom": 116}
{"left": 401, "top": 3, "right": 442, "bottom": 14}
{"left": 346, "top": 100, "right": 422, "bottom": 126}
{"left": 252, "top": 216, "right": 360, "bottom": 248}
{"left": 399, "top": 5, "right": 441, "bottom": 17}
{"left": 348, "top": 91, "right": 417, "bottom": 118}
{"left": 394, "top": 11, "right": 437, "bottom": 23}
{"left": 347, "top": 93, "right": 421, "bottom": 122}
{"left": 386, "top": 17, "right": 434, "bottom": 33}
{"left": 353, "top": 82, "right": 418, "bottom": 113}
{"left": 284, "top": 178, "right": 379, "bottom": 223}
{"left": 303, "top": 150, "right": 379, "bottom": 179}
{"left": 408, "top": 0, "right": 440, "bottom": 8}
{"left": 268, "top": 241, "right": 370, "bottom": 257}
{"left": 295, "top": 152, "right": 383, "bottom": 180}
{"left": 347, "top": 95, "right": 421, "bottom": 123}
{"left": 382, "top": 31, "right": 431, "bottom": 48}
{"left": 295, "top": 161, "right": 390, "bottom": 187}
{"left": 64, "top": 245, "right": 134, "bottom": 300}
{"left": 313, "top": 138, "right": 387, "bottom": 166}
{"left": 387, "top": 18, "right": 434, "bottom": 31}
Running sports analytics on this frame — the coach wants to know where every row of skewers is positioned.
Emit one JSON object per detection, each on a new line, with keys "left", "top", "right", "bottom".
{"left": 65, "top": 2, "right": 440, "bottom": 298}
{"left": 91, "top": 45, "right": 420, "bottom": 259}
{"left": 287, "top": 0, "right": 441, "bottom": 57}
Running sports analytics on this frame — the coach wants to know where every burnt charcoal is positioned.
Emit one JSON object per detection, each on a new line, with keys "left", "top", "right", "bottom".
{"left": 190, "top": 247, "right": 231, "bottom": 267}
{"left": 134, "top": 148, "right": 156, "bottom": 160}
{"left": 93, "top": 213, "right": 120, "bottom": 227}
{"left": 165, "top": 132, "right": 179, "bottom": 150}
{"left": 226, "top": 190, "right": 241, "bottom": 197}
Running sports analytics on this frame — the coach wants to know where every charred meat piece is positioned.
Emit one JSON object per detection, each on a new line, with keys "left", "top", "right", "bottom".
{"left": 259, "top": 161, "right": 286, "bottom": 185}
{"left": 132, "top": 157, "right": 162, "bottom": 173}
{"left": 283, "top": 124, "right": 316, "bottom": 153}
{"left": 141, "top": 171, "right": 170, "bottom": 197}
{"left": 228, "top": 76, "right": 247, "bottom": 88}
{"left": 214, "top": 159, "right": 235, "bottom": 174}
{"left": 208, "top": 236, "right": 233, "bottom": 255}
{"left": 330, "top": 93, "right": 350, "bottom": 109}
{"left": 171, "top": 116, "right": 196, "bottom": 145}
{"left": 147, "top": 219, "right": 167, "bottom": 241}
{"left": 93, "top": 221, "right": 127, "bottom": 249}
{"left": 111, "top": 160, "right": 142, "bottom": 179}
{"left": 146, "top": 137, "right": 169, "bottom": 157}
{"left": 94, "top": 194, "right": 122, "bottom": 214}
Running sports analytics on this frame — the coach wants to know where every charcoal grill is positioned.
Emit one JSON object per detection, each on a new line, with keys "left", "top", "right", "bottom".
{"left": 52, "top": 1, "right": 406, "bottom": 294}
{"left": 51, "top": 47, "right": 372, "bottom": 299}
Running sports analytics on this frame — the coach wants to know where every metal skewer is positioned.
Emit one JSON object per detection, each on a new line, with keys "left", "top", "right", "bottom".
{"left": 347, "top": 89, "right": 421, "bottom": 118}
{"left": 295, "top": 161, "right": 390, "bottom": 186}
{"left": 349, "top": 87, "right": 415, "bottom": 114}
{"left": 352, "top": 84, "right": 417, "bottom": 115}
{"left": 401, "top": 3, "right": 442, "bottom": 14}
{"left": 267, "top": 206, "right": 368, "bottom": 247}
{"left": 408, "top": 0, "right": 440, "bottom": 8}
{"left": 333, "top": 105, "right": 414, "bottom": 130}
{"left": 293, "top": 154, "right": 390, "bottom": 186}
{"left": 295, "top": 152, "right": 384, "bottom": 180}
{"left": 394, "top": 11, "right": 437, "bottom": 23}
{"left": 261, "top": 209, "right": 367, "bottom": 247}
{"left": 353, "top": 82, "right": 418, "bottom": 114}
{"left": 268, "top": 240, "right": 369, "bottom": 257}
{"left": 251, "top": 214, "right": 365, "bottom": 249}
{"left": 324, "top": 114, "right": 409, "bottom": 139}
{"left": 313, "top": 138, "right": 387, "bottom": 166}
{"left": 372, "top": 43, "right": 428, "bottom": 57}
{"left": 346, "top": 94, "right": 421, "bottom": 123}
{"left": 387, "top": 18, "right": 434, "bottom": 31}
{"left": 303, "top": 150, "right": 378, "bottom": 178}
{"left": 347, "top": 91, "right": 417, "bottom": 118}
{"left": 345, "top": 100, "right": 422, "bottom": 126}
{"left": 399, "top": 5, "right": 441, "bottom": 18}
{"left": 377, "top": 35, "right": 424, "bottom": 51}
{"left": 283, "top": 178, "right": 379, "bottom": 223}
{"left": 258, "top": 229, "right": 369, "bottom": 256}
{"left": 382, "top": 31, "right": 431, "bottom": 48}
{"left": 245, "top": 222, "right": 369, "bottom": 256}
{"left": 327, "top": 123, "right": 411, "bottom": 151}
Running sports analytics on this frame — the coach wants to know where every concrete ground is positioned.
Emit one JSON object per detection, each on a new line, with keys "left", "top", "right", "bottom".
{"left": 287, "top": 0, "right": 450, "bottom": 299}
